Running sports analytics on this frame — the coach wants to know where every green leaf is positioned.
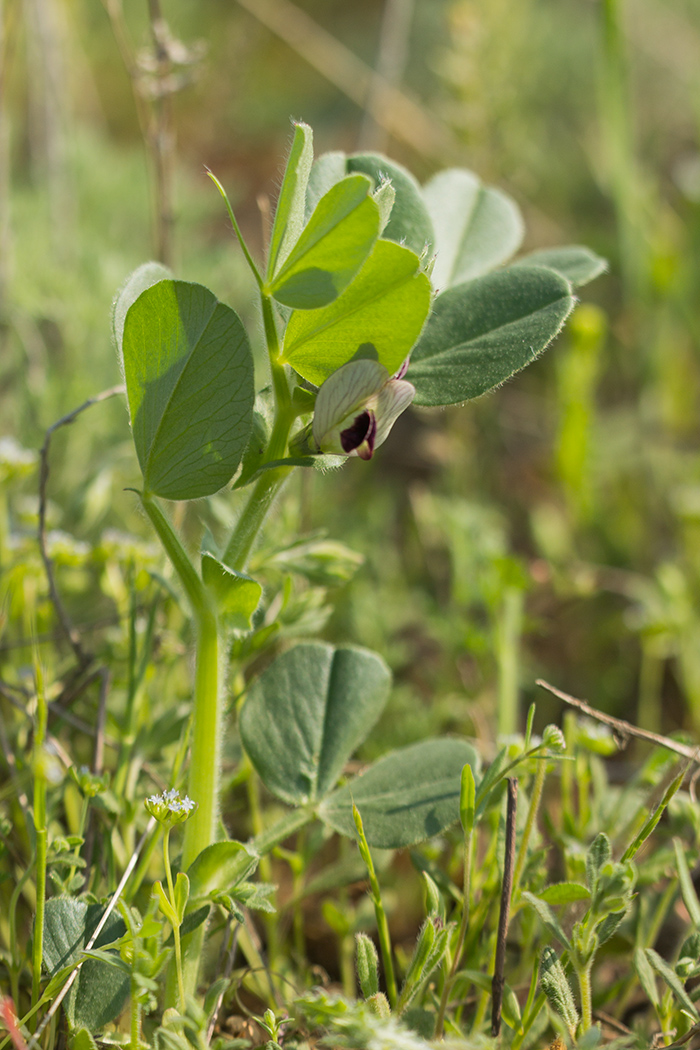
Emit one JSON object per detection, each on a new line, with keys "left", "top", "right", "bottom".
{"left": 622, "top": 765, "right": 685, "bottom": 862}
{"left": 347, "top": 153, "right": 434, "bottom": 255}
{"left": 577, "top": 1027, "right": 602, "bottom": 1050}
{"left": 459, "top": 763, "right": 476, "bottom": 834}
{"left": 305, "top": 152, "right": 432, "bottom": 255}
{"left": 122, "top": 280, "right": 255, "bottom": 500}
{"left": 152, "top": 880, "right": 179, "bottom": 926}
{"left": 373, "top": 181, "right": 396, "bottom": 234}
{"left": 305, "top": 151, "right": 347, "bottom": 218}
{"left": 501, "top": 983, "right": 524, "bottom": 1033}
{"left": 538, "top": 882, "right": 591, "bottom": 906}
{"left": 422, "top": 169, "right": 523, "bottom": 289}
{"left": 596, "top": 910, "right": 626, "bottom": 945}
{"left": 70, "top": 1029, "right": 99, "bottom": 1050}
{"left": 674, "top": 838, "right": 700, "bottom": 928}
{"left": 174, "top": 872, "right": 190, "bottom": 924}
{"left": 178, "top": 904, "right": 210, "bottom": 940}
{"left": 201, "top": 552, "right": 262, "bottom": 630}
{"left": 187, "top": 841, "right": 258, "bottom": 901}
{"left": 112, "top": 261, "right": 172, "bottom": 355}
{"left": 645, "top": 947, "right": 699, "bottom": 1019}
{"left": 239, "top": 642, "right": 391, "bottom": 805}
{"left": 459, "top": 969, "right": 493, "bottom": 993}
{"left": 586, "top": 833, "right": 612, "bottom": 891}
{"left": 514, "top": 245, "right": 608, "bottom": 288}
{"left": 539, "top": 946, "right": 578, "bottom": 1038}
{"left": 269, "top": 175, "right": 380, "bottom": 308}
{"left": 356, "top": 932, "right": 380, "bottom": 999}
{"left": 318, "top": 737, "right": 481, "bottom": 848}
{"left": 522, "top": 892, "right": 572, "bottom": 952}
{"left": 634, "top": 947, "right": 660, "bottom": 1010}
{"left": 408, "top": 266, "right": 574, "bottom": 407}
{"left": 267, "top": 121, "right": 314, "bottom": 279}
{"left": 283, "top": 240, "right": 432, "bottom": 386}
{"left": 42, "top": 899, "right": 129, "bottom": 1031}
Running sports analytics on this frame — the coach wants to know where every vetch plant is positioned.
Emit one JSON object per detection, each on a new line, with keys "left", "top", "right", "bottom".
{"left": 110, "top": 120, "right": 605, "bottom": 1001}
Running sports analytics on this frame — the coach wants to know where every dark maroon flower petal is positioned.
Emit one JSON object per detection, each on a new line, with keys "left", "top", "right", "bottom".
{"left": 340, "top": 411, "right": 372, "bottom": 453}
{"left": 356, "top": 413, "right": 377, "bottom": 460}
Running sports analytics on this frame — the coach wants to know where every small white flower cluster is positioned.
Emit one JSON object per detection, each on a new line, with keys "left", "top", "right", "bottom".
{"left": 145, "top": 788, "right": 196, "bottom": 826}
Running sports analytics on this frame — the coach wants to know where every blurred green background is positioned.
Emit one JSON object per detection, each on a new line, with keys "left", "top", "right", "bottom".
{"left": 3, "top": 0, "right": 700, "bottom": 745}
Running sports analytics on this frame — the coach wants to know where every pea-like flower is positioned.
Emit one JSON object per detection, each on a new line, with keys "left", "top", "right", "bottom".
{"left": 312, "top": 359, "right": 415, "bottom": 461}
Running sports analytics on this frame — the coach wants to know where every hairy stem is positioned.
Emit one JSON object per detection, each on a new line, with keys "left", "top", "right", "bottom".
{"left": 577, "top": 962, "right": 593, "bottom": 1033}
{"left": 224, "top": 468, "right": 289, "bottom": 572}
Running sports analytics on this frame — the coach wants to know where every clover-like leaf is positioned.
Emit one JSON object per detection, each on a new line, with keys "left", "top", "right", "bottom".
{"left": 513, "top": 245, "right": 607, "bottom": 288}
{"left": 408, "top": 266, "right": 574, "bottom": 407}
{"left": 122, "top": 280, "right": 255, "bottom": 500}
{"left": 240, "top": 642, "right": 391, "bottom": 805}
{"left": 283, "top": 240, "right": 432, "bottom": 386}
{"left": 318, "top": 738, "right": 481, "bottom": 848}
{"left": 268, "top": 174, "right": 380, "bottom": 309}
{"left": 267, "top": 121, "right": 314, "bottom": 279}
{"left": 423, "top": 168, "right": 523, "bottom": 289}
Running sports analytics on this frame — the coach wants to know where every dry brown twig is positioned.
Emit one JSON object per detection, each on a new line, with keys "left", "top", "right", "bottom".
{"left": 536, "top": 679, "right": 700, "bottom": 764}
{"left": 491, "top": 777, "right": 517, "bottom": 1038}
{"left": 235, "top": 0, "right": 458, "bottom": 161}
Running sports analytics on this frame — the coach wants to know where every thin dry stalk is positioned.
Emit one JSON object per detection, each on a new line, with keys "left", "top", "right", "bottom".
{"left": 491, "top": 777, "right": 517, "bottom": 1037}
{"left": 536, "top": 679, "right": 700, "bottom": 763}
{"left": 235, "top": 0, "right": 457, "bottom": 161}
{"left": 359, "top": 0, "right": 415, "bottom": 153}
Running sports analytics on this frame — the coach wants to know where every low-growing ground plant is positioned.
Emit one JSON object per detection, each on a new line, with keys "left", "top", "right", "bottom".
{"left": 2, "top": 121, "right": 700, "bottom": 1050}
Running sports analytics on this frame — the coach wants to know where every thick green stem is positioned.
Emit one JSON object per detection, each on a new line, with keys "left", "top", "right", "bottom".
{"left": 140, "top": 495, "right": 208, "bottom": 618}
{"left": 140, "top": 495, "right": 219, "bottom": 1002}
{"left": 181, "top": 616, "right": 220, "bottom": 870}
{"left": 140, "top": 494, "right": 220, "bottom": 871}
{"left": 224, "top": 468, "right": 288, "bottom": 571}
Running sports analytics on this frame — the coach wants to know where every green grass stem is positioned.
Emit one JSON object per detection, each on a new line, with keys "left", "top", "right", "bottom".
{"left": 353, "top": 805, "right": 397, "bottom": 1009}
{"left": 30, "top": 656, "right": 48, "bottom": 1027}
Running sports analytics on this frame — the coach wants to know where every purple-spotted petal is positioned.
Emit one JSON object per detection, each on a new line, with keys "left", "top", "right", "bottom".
{"left": 356, "top": 412, "right": 378, "bottom": 460}
{"left": 340, "top": 411, "right": 373, "bottom": 453}
{"left": 312, "top": 359, "right": 389, "bottom": 451}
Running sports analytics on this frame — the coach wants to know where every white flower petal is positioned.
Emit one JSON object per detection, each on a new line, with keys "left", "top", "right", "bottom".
{"left": 374, "top": 379, "right": 415, "bottom": 449}
{"left": 313, "top": 360, "right": 389, "bottom": 448}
